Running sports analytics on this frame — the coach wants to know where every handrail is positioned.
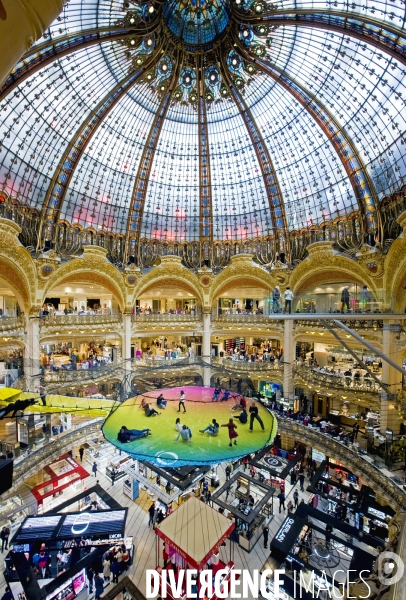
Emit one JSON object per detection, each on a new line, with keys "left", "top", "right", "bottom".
{"left": 276, "top": 415, "right": 406, "bottom": 510}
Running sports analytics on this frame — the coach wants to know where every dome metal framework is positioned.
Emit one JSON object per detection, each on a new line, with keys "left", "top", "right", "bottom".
{"left": 0, "top": 0, "right": 405, "bottom": 269}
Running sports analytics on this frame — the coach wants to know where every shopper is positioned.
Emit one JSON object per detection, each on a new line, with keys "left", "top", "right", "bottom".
{"left": 360, "top": 285, "right": 370, "bottom": 312}
{"left": 1, "top": 587, "right": 13, "bottom": 600}
{"left": 92, "top": 462, "right": 98, "bottom": 477}
{"left": 103, "top": 556, "right": 111, "bottom": 581}
{"left": 221, "top": 418, "right": 238, "bottom": 447}
{"left": 111, "top": 558, "right": 120, "bottom": 584}
{"left": 262, "top": 524, "right": 269, "bottom": 549}
{"left": 249, "top": 402, "right": 265, "bottom": 432}
{"left": 278, "top": 490, "right": 286, "bottom": 513}
{"left": 177, "top": 390, "right": 186, "bottom": 413}
{"left": 293, "top": 489, "right": 299, "bottom": 508}
{"left": 79, "top": 447, "right": 84, "bottom": 462}
{"left": 199, "top": 419, "right": 219, "bottom": 436}
{"left": 225, "top": 464, "right": 231, "bottom": 480}
{"left": 284, "top": 286, "right": 294, "bottom": 314}
{"left": 94, "top": 573, "right": 104, "bottom": 600}
{"left": 272, "top": 286, "right": 281, "bottom": 313}
{"left": 111, "top": 468, "right": 116, "bottom": 487}
{"left": 299, "top": 473, "right": 305, "bottom": 492}
{"left": 122, "top": 546, "right": 130, "bottom": 570}
{"left": 148, "top": 503, "right": 156, "bottom": 527}
{"left": 86, "top": 565, "right": 94, "bottom": 593}
{"left": 341, "top": 286, "right": 350, "bottom": 313}
{"left": 0, "top": 525, "right": 10, "bottom": 552}
{"left": 287, "top": 500, "right": 294, "bottom": 514}
{"left": 353, "top": 423, "right": 359, "bottom": 440}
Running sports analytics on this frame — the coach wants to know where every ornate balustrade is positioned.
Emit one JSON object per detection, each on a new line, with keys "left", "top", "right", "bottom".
{"left": 0, "top": 316, "right": 25, "bottom": 333}
{"left": 132, "top": 313, "right": 201, "bottom": 323}
{"left": 214, "top": 314, "right": 284, "bottom": 325}
{"left": 41, "top": 314, "right": 121, "bottom": 328}
{"left": 276, "top": 415, "right": 406, "bottom": 510}
{"left": 294, "top": 363, "right": 382, "bottom": 396}
{"left": 213, "top": 356, "right": 284, "bottom": 374}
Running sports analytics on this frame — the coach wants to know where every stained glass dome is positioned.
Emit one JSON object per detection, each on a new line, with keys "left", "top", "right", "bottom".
{"left": 0, "top": 0, "right": 405, "bottom": 259}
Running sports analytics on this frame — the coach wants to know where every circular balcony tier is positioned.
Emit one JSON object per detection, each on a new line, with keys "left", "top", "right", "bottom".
{"left": 102, "top": 386, "right": 277, "bottom": 466}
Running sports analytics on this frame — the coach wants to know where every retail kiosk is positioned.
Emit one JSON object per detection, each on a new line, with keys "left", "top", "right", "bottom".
{"left": 154, "top": 497, "right": 235, "bottom": 600}
{"left": 211, "top": 470, "right": 275, "bottom": 552}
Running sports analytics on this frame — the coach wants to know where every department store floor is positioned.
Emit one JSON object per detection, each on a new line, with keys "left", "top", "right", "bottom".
{"left": 0, "top": 437, "right": 313, "bottom": 600}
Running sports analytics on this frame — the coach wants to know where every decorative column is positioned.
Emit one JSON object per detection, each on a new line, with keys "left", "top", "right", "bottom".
{"left": 0, "top": 0, "right": 65, "bottom": 87}
{"left": 283, "top": 319, "right": 295, "bottom": 402}
{"left": 25, "top": 313, "right": 41, "bottom": 392}
{"left": 202, "top": 310, "right": 211, "bottom": 387}
{"left": 122, "top": 313, "right": 132, "bottom": 370}
{"left": 381, "top": 322, "right": 403, "bottom": 434}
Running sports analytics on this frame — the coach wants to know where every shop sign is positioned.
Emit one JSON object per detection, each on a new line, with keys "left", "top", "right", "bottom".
{"left": 275, "top": 517, "right": 295, "bottom": 543}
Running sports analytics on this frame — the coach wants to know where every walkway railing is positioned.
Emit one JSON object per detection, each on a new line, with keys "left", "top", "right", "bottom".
{"left": 41, "top": 314, "right": 121, "bottom": 327}
{"left": 0, "top": 316, "right": 25, "bottom": 332}
{"left": 213, "top": 356, "right": 284, "bottom": 373}
{"left": 8, "top": 420, "right": 104, "bottom": 494}
{"left": 294, "top": 362, "right": 383, "bottom": 395}
{"left": 214, "top": 314, "right": 284, "bottom": 325}
{"left": 276, "top": 415, "right": 406, "bottom": 510}
{"left": 132, "top": 313, "right": 201, "bottom": 323}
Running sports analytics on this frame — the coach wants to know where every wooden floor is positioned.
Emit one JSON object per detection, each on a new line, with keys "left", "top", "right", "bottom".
{"left": 0, "top": 440, "right": 311, "bottom": 600}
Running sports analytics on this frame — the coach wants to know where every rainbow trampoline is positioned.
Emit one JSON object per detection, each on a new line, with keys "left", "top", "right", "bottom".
{"left": 102, "top": 386, "right": 277, "bottom": 466}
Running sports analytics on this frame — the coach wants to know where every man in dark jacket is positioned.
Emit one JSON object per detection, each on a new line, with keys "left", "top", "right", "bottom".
{"left": 341, "top": 286, "right": 350, "bottom": 313}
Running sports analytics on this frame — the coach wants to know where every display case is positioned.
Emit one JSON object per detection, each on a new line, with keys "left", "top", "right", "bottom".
{"left": 123, "top": 478, "right": 139, "bottom": 501}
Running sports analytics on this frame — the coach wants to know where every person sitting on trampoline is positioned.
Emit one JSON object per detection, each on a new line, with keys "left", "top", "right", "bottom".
{"left": 199, "top": 419, "right": 220, "bottom": 436}
{"left": 221, "top": 389, "right": 231, "bottom": 402}
{"left": 233, "top": 408, "right": 248, "bottom": 424}
{"left": 145, "top": 403, "right": 160, "bottom": 417}
{"left": 175, "top": 424, "right": 191, "bottom": 442}
{"left": 139, "top": 398, "right": 147, "bottom": 410}
{"left": 157, "top": 394, "right": 167, "bottom": 409}
{"left": 212, "top": 388, "right": 221, "bottom": 402}
{"left": 175, "top": 417, "right": 183, "bottom": 432}
{"left": 118, "top": 426, "right": 151, "bottom": 442}
{"left": 231, "top": 396, "right": 247, "bottom": 411}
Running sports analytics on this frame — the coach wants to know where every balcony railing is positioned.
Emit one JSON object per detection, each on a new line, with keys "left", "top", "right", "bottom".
{"left": 0, "top": 316, "right": 25, "bottom": 332}
{"left": 214, "top": 314, "right": 284, "bottom": 325}
{"left": 213, "top": 356, "right": 284, "bottom": 373}
{"left": 41, "top": 314, "right": 121, "bottom": 327}
{"left": 132, "top": 313, "right": 201, "bottom": 323}
{"left": 276, "top": 415, "right": 406, "bottom": 510}
{"left": 294, "top": 362, "right": 383, "bottom": 395}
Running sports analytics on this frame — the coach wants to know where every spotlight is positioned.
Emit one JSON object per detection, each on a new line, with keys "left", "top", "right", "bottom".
{"left": 148, "top": 5, "right": 155, "bottom": 12}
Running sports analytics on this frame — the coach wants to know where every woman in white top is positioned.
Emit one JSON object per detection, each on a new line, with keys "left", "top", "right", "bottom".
{"left": 175, "top": 417, "right": 183, "bottom": 432}
{"left": 178, "top": 390, "right": 186, "bottom": 413}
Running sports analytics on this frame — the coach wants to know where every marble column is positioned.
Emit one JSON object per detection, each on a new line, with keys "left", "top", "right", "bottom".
{"left": 381, "top": 322, "right": 403, "bottom": 434}
{"left": 25, "top": 316, "right": 40, "bottom": 392}
{"left": 202, "top": 311, "right": 211, "bottom": 387}
{"left": 283, "top": 319, "right": 295, "bottom": 402}
{"left": 122, "top": 313, "right": 132, "bottom": 370}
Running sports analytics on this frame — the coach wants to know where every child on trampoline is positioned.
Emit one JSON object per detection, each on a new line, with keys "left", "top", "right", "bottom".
{"left": 222, "top": 418, "right": 238, "bottom": 446}
{"left": 199, "top": 419, "right": 219, "bottom": 436}
{"left": 175, "top": 424, "right": 192, "bottom": 442}
{"left": 157, "top": 394, "right": 167, "bottom": 409}
{"left": 212, "top": 388, "right": 220, "bottom": 402}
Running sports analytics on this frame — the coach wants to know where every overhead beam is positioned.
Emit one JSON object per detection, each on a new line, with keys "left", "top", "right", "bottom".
{"left": 236, "top": 43, "right": 379, "bottom": 233}
{"left": 0, "top": 26, "right": 155, "bottom": 102}
{"left": 38, "top": 46, "right": 162, "bottom": 249}
{"left": 238, "top": 9, "right": 406, "bottom": 66}
{"left": 218, "top": 51, "right": 289, "bottom": 248}
{"left": 333, "top": 319, "right": 406, "bottom": 377}
{"left": 124, "top": 56, "right": 181, "bottom": 263}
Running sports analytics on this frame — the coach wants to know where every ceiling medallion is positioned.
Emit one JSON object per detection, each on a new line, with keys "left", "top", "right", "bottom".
{"left": 120, "top": 0, "right": 276, "bottom": 106}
